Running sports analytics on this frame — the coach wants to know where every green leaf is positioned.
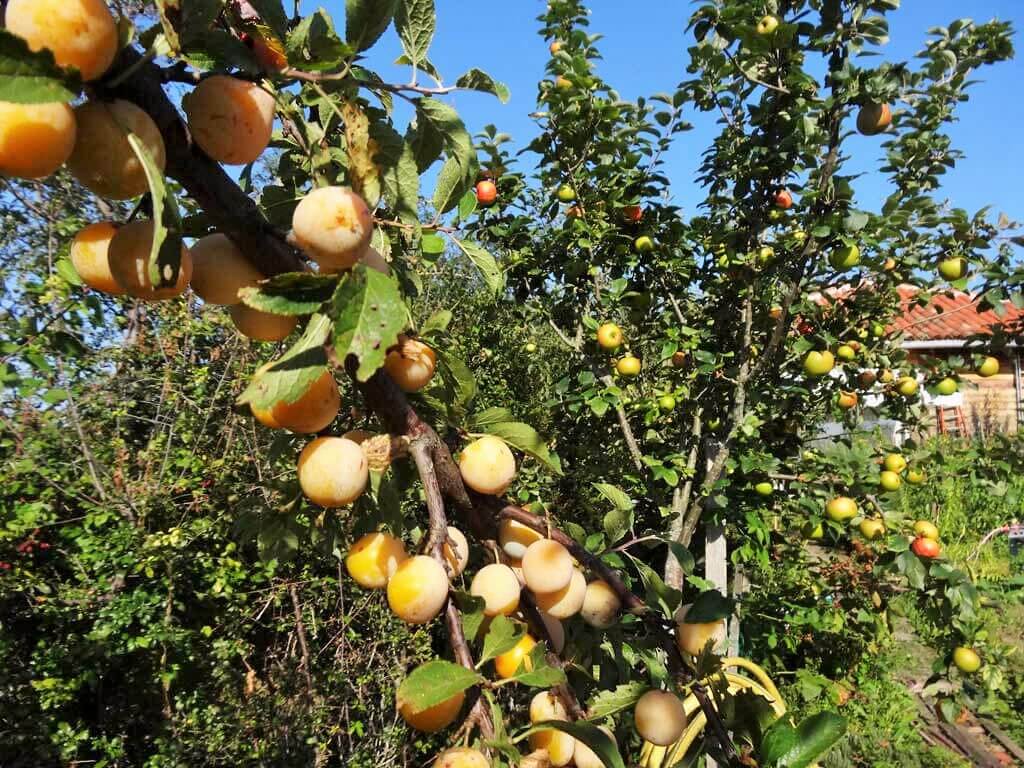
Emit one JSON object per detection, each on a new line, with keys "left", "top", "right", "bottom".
{"left": 432, "top": 155, "right": 470, "bottom": 214}
{"left": 453, "top": 590, "right": 488, "bottom": 643}
{"left": 247, "top": 0, "right": 291, "bottom": 41}
{"left": 332, "top": 266, "right": 407, "bottom": 382}
{"left": 478, "top": 615, "right": 523, "bottom": 665}
{"left": 468, "top": 407, "right": 515, "bottom": 429}
{"left": 420, "top": 308, "right": 452, "bottom": 336}
{"left": 626, "top": 554, "right": 681, "bottom": 618}
{"left": 367, "top": 122, "right": 420, "bottom": 223}
{"left": 665, "top": 541, "right": 695, "bottom": 576}
{"left": 760, "top": 720, "right": 799, "bottom": 766}
{"left": 777, "top": 713, "right": 847, "bottom": 767}
{"left": 521, "top": 721, "right": 625, "bottom": 768}
{"left": 236, "top": 314, "right": 332, "bottom": 410}
{"left": 685, "top": 589, "right": 734, "bottom": 623}
{"left": 478, "top": 422, "right": 562, "bottom": 475}
{"left": 593, "top": 483, "right": 634, "bottom": 510}
{"left": 587, "top": 681, "right": 648, "bottom": 718}
{"left": 452, "top": 238, "right": 503, "bottom": 295}
{"left": 0, "top": 30, "right": 81, "bottom": 103}
{"left": 421, "top": 233, "right": 446, "bottom": 255}
{"left": 240, "top": 273, "right": 339, "bottom": 316}
{"left": 395, "top": 0, "right": 435, "bottom": 67}
{"left": 603, "top": 508, "right": 632, "bottom": 544}
{"left": 57, "top": 258, "right": 83, "bottom": 287}
{"left": 456, "top": 68, "right": 511, "bottom": 103}
{"left": 126, "top": 133, "right": 183, "bottom": 289}
{"left": 395, "top": 660, "right": 481, "bottom": 714}
{"left": 512, "top": 644, "right": 566, "bottom": 687}
{"left": 345, "top": 0, "right": 397, "bottom": 52}
{"left": 287, "top": 9, "right": 352, "bottom": 70}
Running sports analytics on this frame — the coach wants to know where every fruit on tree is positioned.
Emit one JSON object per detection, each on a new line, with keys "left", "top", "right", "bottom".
{"left": 470, "top": 563, "right": 521, "bottom": 616}
{"left": 937, "top": 257, "right": 967, "bottom": 281}
{"left": 883, "top": 257, "right": 897, "bottom": 271}
{"left": 826, "top": 496, "right": 858, "bottom": 522}
{"left": 953, "top": 646, "right": 981, "bottom": 674}
{"left": 756, "top": 245, "right": 775, "bottom": 266}
{"left": 297, "top": 436, "right": 368, "bottom": 507}
{"left": 529, "top": 691, "right": 575, "bottom": 767}
{"left": 754, "top": 482, "right": 773, "bottom": 497}
{"left": 634, "top": 235, "right": 654, "bottom": 253}
{"left": 871, "top": 322, "right": 886, "bottom": 337}
{"left": 67, "top": 100, "right": 167, "bottom": 199}
{"left": 556, "top": 184, "right": 576, "bottom": 202}
{"left": 935, "top": 377, "right": 958, "bottom": 396}
{"left": 911, "top": 536, "right": 941, "bottom": 559}
{"left": 549, "top": 41, "right": 563, "bottom": 55}
{"left": 525, "top": 342, "right": 537, "bottom": 353}
{"left": 804, "top": 350, "right": 835, "bottom": 376}
{"left": 906, "top": 469, "right": 926, "bottom": 485}
{"left": 878, "top": 369, "right": 895, "bottom": 383}
{"left": 387, "top": 555, "right": 449, "bottom": 624}
{"left": 879, "top": 470, "right": 902, "bottom": 492}
{"left": 0, "top": 102, "right": 76, "bottom": 180}
{"left": 802, "top": 521, "right": 824, "bottom": 539}
{"left": 459, "top": 435, "right": 516, "bottom": 495}
{"left": 773, "top": 188, "right": 793, "bottom": 209}
{"left": 70, "top": 222, "right": 123, "bottom": 295}
{"left": 836, "top": 344, "right": 856, "bottom": 361}
{"left": 675, "top": 603, "right": 726, "bottom": 657}
{"left": 443, "top": 526, "right": 469, "bottom": 577}
{"left": 837, "top": 391, "right": 858, "bottom": 410}
{"left": 883, "top": 454, "right": 906, "bottom": 474}
{"left": 499, "top": 519, "right": 543, "bottom": 559}
{"left": 756, "top": 15, "right": 780, "bottom": 35}
{"left": 183, "top": 76, "right": 276, "bottom": 165}
{"left": 580, "top": 580, "right": 620, "bottom": 628}
{"left": 398, "top": 687, "right": 464, "bottom": 733}
{"left": 616, "top": 355, "right": 641, "bottom": 377}
{"left": 251, "top": 369, "right": 339, "bottom": 433}
{"left": 573, "top": 726, "right": 617, "bottom": 768}
{"left": 913, "top": 520, "right": 939, "bottom": 540}
{"left": 534, "top": 568, "right": 586, "bottom": 619}
{"left": 856, "top": 103, "right": 892, "bottom": 136}
{"left": 6, "top": 0, "right": 118, "bottom": 81}
{"left": 622, "top": 204, "right": 643, "bottom": 222}
{"left": 107, "top": 220, "right": 192, "bottom": 300}
{"left": 189, "top": 234, "right": 264, "bottom": 305}
{"left": 830, "top": 244, "right": 861, "bottom": 270}
{"left": 977, "top": 356, "right": 999, "bottom": 377}
{"left": 229, "top": 304, "right": 298, "bottom": 341}
{"left": 522, "top": 539, "right": 574, "bottom": 594}
{"left": 671, "top": 351, "right": 687, "bottom": 368}
{"left": 475, "top": 180, "right": 497, "bottom": 206}
{"left": 433, "top": 747, "right": 489, "bottom": 768}
{"left": 634, "top": 690, "right": 687, "bottom": 746}
{"left": 597, "top": 322, "right": 623, "bottom": 350}
{"left": 345, "top": 532, "right": 407, "bottom": 588}
{"left": 554, "top": 75, "right": 573, "bottom": 90}
{"left": 658, "top": 395, "right": 677, "bottom": 412}
{"left": 858, "top": 370, "right": 877, "bottom": 388}
{"left": 384, "top": 336, "right": 437, "bottom": 392}
{"left": 494, "top": 634, "right": 536, "bottom": 679}
{"left": 896, "top": 376, "right": 919, "bottom": 397}
{"left": 565, "top": 204, "right": 583, "bottom": 218}
{"left": 291, "top": 186, "right": 373, "bottom": 271}
{"left": 859, "top": 518, "right": 886, "bottom": 541}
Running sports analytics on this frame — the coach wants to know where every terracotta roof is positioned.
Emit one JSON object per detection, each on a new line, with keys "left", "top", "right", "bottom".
{"left": 891, "top": 285, "right": 1024, "bottom": 342}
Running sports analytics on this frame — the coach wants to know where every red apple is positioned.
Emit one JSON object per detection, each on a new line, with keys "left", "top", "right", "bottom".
{"left": 911, "top": 536, "right": 941, "bottom": 559}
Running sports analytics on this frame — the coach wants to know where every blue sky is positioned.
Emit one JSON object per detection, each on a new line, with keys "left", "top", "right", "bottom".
{"left": 313, "top": 1, "right": 1024, "bottom": 224}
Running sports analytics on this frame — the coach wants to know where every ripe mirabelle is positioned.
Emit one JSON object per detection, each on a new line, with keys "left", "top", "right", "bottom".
{"left": 384, "top": 336, "right": 437, "bottom": 392}
{"left": 499, "top": 518, "right": 543, "bottom": 559}
{"left": 398, "top": 687, "right": 464, "bottom": 733}
{"left": 459, "top": 436, "right": 516, "bottom": 495}
{"left": 580, "top": 580, "right": 620, "bottom": 628}
{"left": 596, "top": 322, "right": 623, "bottom": 350}
{"left": 0, "top": 102, "right": 76, "bottom": 180}
{"left": 183, "top": 76, "right": 276, "bottom": 165}
{"left": 825, "top": 496, "right": 858, "bottom": 522}
{"left": 291, "top": 186, "right": 373, "bottom": 271}
{"left": 856, "top": 103, "right": 892, "bottom": 136}
{"left": 634, "top": 690, "right": 687, "bottom": 746}
{"left": 251, "top": 369, "right": 339, "bottom": 433}
{"left": 433, "top": 747, "right": 489, "bottom": 768}
{"left": 6, "top": 0, "right": 118, "bottom": 82}
{"left": 529, "top": 691, "right": 574, "bottom": 767}
{"left": 387, "top": 555, "right": 449, "bottom": 624}
{"left": 837, "top": 391, "right": 858, "bottom": 410}
{"left": 345, "top": 532, "right": 407, "bottom": 589}
{"left": 70, "top": 222, "right": 123, "bottom": 295}
{"left": 297, "top": 436, "right": 368, "bottom": 507}
{"left": 107, "top": 220, "right": 192, "bottom": 300}
{"left": 574, "top": 726, "right": 617, "bottom": 768}
{"left": 443, "top": 526, "right": 469, "bottom": 577}
{"left": 189, "top": 234, "right": 264, "bottom": 305}
{"left": 470, "top": 563, "right": 521, "bottom": 616}
{"left": 534, "top": 568, "right": 586, "bottom": 619}
{"left": 494, "top": 634, "right": 536, "bottom": 679}
{"left": 521, "top": 539, "right": 574, "bottom": 594}
{"left": 229, "top": 304, "right": 298, "bottom": 342}
{"left": 68, "top": 100, "right": 166, "bottom": 199}
{"left": 675, "top": 603, "right": 727, "bottom": 657}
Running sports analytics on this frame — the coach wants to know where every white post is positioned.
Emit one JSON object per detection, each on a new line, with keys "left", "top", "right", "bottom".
{"left": 703, "top": 442, "right": 728, "bottom": 768}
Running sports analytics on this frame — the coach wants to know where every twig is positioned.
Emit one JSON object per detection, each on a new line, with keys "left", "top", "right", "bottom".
{"left": 289, "top": 583, "right": 316, "bottom": 701}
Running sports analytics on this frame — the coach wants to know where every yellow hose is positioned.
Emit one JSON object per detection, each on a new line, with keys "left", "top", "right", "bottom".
{"left": 720, "top": 657, "right": 785, "bottom": 705}
{"left": 664, "top": 711, "right": 708, "bottom": 767}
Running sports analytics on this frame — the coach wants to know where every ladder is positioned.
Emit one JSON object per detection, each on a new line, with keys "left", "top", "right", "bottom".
{"left": 936, "top": 406, "right": 968, "bottom": 436}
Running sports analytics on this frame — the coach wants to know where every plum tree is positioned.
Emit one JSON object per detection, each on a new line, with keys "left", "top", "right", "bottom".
{"left": 6, "top": 0, "right": 118, "bottom": 81}
{"left": 387, "top": 555, "right": 450, "bottom": 624}
{"left": 521, "top": 539, "right": 574, "bottom": 594}
{"left": 459, "top": 436, "right": 516, "bottom": 495}
{"left": 0, "top": 101, "right": 76, "bottom": 180}
{"left": 528, "top": 691, "right": 575, "bottom": 767}
{"left": 345, "top": 532, "right": 407, "bottom": 589}
{"left": 183, "top": 76, "right": 276, "bottom": 165}
{"left": 443, "top": 526, "right": 469, "bottom": 577}
{"left": 290, "top": 186, "right": 373, "bottom": 271}
{"left": 67, "top": 100, "right": 166, "bottom": 199}
{"left": 70, "top": 222, "right": 123, "bottom": 295}
{"left": 469, "top": 563, "right": 521, "bottom": 616}
{"left": 675, "top": 603, "right": 727, "bottom": 657}
{"left": 433, "top": 747, "right": 489, "bottom": 768}
{"left": 189, "top": 233, "right": 264, "bottom": 305}
{"left": 494, "top": 634, "right": 536, "bottom": 679}
{"left": 580, "top": 580, "right": 620, "bottom": 628}
{"left": 296, "top": 436, "right": 368, "bottom": 507}
{"left": 229, "top": 304, "right": 298, "bottom": 342}
{"left": 250, "top": 369, "right": 339, "bottom": 432}
{"left": 384, "top": 336, "right": 437, "bottom": 392}
{"left": 634, "top": 690, "right": 687, "bottom": 746}
{"left": 106, "top": 220, "right": 192, "bottom": 300}
{"left": 398, "top": 688, "right": 464, "bottom": 733}
{"left": 533, "top": 568, "right": 586, "bottom": 619}
{"left": 499, "top": 519, "right": 543, "bottom": 559}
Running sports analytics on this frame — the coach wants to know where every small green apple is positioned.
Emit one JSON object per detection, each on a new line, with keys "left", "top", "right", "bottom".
{"left": 556, "top": 184, "right": 576, "bottom": 202}
{"left": 859, "top": 518, "right": 886, "bottom": 541}
{"left": 938, "top": 257, "right": 967, "bottom": 281}
{"left": 836, "top": 344, "right": 856, "bottom": 361}
{"left": 826, "top": 496, "right": 858, "bottom": 522}
{"left": 525, "top": 342, "right": 537, "bottom": 353}
{"left": 883, "top": 454, "right": 907, "bottom": 474}
{"left": 803, "top": 521, "right": 824, "bottom": 540}
{"left": 906, "top": 469, "right": 926, "bottom": 485}
{"left": 756, "top": 15, "right": 780, "bottom": 35}
{"left": 634, "top": 235, "right": 655, "bottom": 253}
{"left": 829, "top": 244, "right": 861, "bottom": 270}
{"left": 896, "top": 376, "right": 919, "bottom": 397}
{"left": 658, "top": 394, "right": 676, "bottom": 412}
{"left": 977, "top": 356, "right": 999, "bottom": 377}
{"left": 879, "top": 470, "right": 902, "bottom": 492}
{"left": 935, "top": 377, "right": 958, "bottom": 396}
{"left": 754, "top": 481, "right": 773, "bottom": 497}
{"left": 953, "top": 646, "right": 981, "bottom": 674}
{"left": 804, "top": 350, "right": 835, "bottom": 376}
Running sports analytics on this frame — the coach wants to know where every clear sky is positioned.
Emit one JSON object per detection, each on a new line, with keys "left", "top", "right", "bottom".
{"left": 313, "top": 1, "right": 1024, "bottom": 225}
